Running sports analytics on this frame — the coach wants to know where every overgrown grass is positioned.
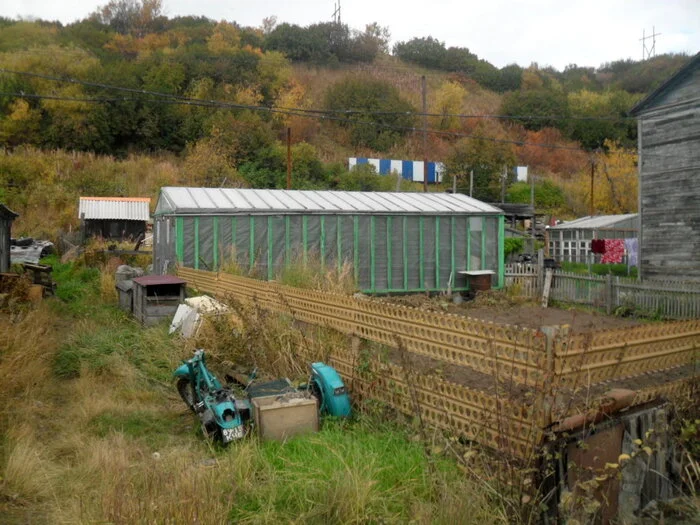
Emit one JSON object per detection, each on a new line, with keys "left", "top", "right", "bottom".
{"left": 1, "top": 257, "right": 509, "bottom": 524}
{"left": 278, "top": 254, "right": 356, "bottom": 294}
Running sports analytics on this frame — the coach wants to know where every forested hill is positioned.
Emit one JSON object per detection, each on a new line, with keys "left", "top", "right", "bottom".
{"left": 0, "top": 1, "right": 692, "bottom": 234}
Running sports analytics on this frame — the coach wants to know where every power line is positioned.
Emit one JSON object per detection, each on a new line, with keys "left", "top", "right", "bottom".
{"left": 2, "top": 88, "right": 595, "bottom": 152}
{"left": 0, "top": 68, "right": 636, "bottom": 122}
{"left": 0, "top": 69, "right": 636, "bottom": 154}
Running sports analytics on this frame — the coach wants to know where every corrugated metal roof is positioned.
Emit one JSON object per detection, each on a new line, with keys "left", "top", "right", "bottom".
{"left": 0, "top": 203, "right": 19, "bottom": 220}
{"left": 154, "top": 187, "right": 502, "bottom": 216}
{"left": 79, "top": 197, "right": 150, "bottom": 221}
{"left": 550, "top": 214, "right": 638, "bottom": 230}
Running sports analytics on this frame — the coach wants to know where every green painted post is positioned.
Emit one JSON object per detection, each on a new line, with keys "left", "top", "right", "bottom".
{"left": 481, "top": 217, "right": 487, "bottom": 270}
{"left": 231, "top": 217, "right": 237, "bottom": 263}
{"left": 175, "top": 217, "right": 184, "bottom": 265}
{"left": 267, "top": 216, "right": 273, "bottom": 281}
{"left": 213, "top": 217, "right": 219, "bottom": 271}
{"left": 302, "top": 216, "right": 308, "bottom": 266}
{"left": 419, "top": 217, "right": 424, "bottom": 290}
{"left": 284, "top": 216, "right": 290, "bottom": 266}
{"left": 451, "top": 216, "right": 456, "bottom": 287}
{"left": 370, "top": 216, "right": 376, "bottom": 292}
{"left": 353, "top": 216, "right": 359, "bottom": 285}
{"left": 435, "top": 216, "right": 440, "bottom": 289}
{"left": 249, "top": 216, "right": 255, "bottom": 271}
{"left": 498, "top": 215, "right": 505, "bottom": 288}
{"left": 403, "top": 216, "right": 408, "bottom": 291}
{"left": 320, "top": 216, "right": 326, "bottom": 270}
{"left": 194, "top": 217, "right": 200, "bottom": 270}
{"left": 337, "top": 216, "right": 342, "bottom": 273}
{"left": 466, "top": 217, "right": 471, "bottom": 271}
{"left": 387, "top": 216, "right": 392, "bottom": 290}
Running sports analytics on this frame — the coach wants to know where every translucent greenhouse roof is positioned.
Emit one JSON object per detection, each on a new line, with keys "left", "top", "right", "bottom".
{"left": 550, "top": 214, "right": 638, "bottom": 230}
{"left": 154, "top": 187, "right": 503, "bottom": 216}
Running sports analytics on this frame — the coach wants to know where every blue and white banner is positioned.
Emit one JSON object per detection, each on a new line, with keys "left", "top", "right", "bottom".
{"left": 349, "top": 158, "right": 445, "bottom": 183}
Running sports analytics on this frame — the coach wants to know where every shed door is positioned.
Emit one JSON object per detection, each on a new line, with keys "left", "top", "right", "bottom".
{"left": 0, "top": 220, "right": 7, "bottom": 272}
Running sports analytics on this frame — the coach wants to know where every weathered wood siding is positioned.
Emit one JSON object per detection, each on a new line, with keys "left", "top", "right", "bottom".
{"left": 637, "top": 63, "right": 700, "bottom": 281}
{"left": 0, "top": 217, "right": 10, "bottom": 273}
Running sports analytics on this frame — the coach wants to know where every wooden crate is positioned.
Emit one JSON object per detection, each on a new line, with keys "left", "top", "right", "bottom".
{"left": 252, "top": 394, "right": 319, "bottom": 441}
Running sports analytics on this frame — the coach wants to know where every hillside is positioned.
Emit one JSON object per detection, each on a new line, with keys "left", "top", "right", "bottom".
{"left": 0, "top": 1, "right": 692, "bottom": 234}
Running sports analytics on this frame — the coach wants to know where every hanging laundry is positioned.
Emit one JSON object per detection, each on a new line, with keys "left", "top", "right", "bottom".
{"left": 601, "top": 239, "right": 625, "bottom": 264}
{"left": 591, "top": 239, "right": 606, "bottom": 254}
{"left": 624, "top": 238, "right": 638, "bottom": 267}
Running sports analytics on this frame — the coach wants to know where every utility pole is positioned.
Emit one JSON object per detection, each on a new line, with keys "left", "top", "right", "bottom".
{"left": 286, "top": 127, "right": 292, "bottom": 190}
{"left": 530, "top": 172, "right": 535, "bottom": 239}
{"left": 501, "top": 164, "right": 507, "bottom": 203}
{"left": 421, "top": 75, "right": 428, "bottom": 193}
{"left": 640, "top": 27, "right": 661, "bottom": 60}
{"left": 589, "top": 156, "right": 595, "bottom": 216}
{"left": 469, "top": 170, "right": 474, "bottom": 197}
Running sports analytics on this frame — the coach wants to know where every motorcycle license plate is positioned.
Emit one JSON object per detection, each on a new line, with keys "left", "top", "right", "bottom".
{"left": 222, "top": 426, "right": 244, "bottom": 442}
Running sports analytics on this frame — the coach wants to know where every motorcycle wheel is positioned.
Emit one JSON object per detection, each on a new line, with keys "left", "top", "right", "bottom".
{"left": 177, "top": 378, "right": 196, "bottom": 412}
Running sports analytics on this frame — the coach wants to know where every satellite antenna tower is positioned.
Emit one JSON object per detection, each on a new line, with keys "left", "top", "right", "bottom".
{"left": 640, "top": 26, "right": 661, "bottom": 60}
{"left": 332, "top": 0, "right": 341, "bottom": 24}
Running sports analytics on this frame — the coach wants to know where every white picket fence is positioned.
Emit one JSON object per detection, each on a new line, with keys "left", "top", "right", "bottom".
{"left": 504, "top": 264, "right": 700, "bottom": 319}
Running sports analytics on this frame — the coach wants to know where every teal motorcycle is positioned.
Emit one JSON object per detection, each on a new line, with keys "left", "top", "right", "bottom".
{"left": 174, "top": 349, "right": 246, "bottom": 444}
{"left": 174, "top": 350, "right": 351, "bottom": 444}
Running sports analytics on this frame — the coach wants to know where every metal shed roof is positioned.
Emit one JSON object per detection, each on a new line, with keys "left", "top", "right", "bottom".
{"left": 550, "top": 214, "right": 638, "bottom": 230}
{"left": 0, "top": 203, "right": 19, "bottom": 220}
{"left": 154, "top": 187, "right": 502, "bottom": 216}
{"left": 79, "top": 197, "right": 150, "bottom": 221}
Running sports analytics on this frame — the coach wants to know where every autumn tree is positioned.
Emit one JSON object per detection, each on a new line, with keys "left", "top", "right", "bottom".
{"left": 431, "top": 81, "right": 466, "bottom": 130}
{"left": 445, "top": 124, "right": 516, "bottom": 201}
{"left": 559, "top": 141, "right": 638, "bottom": 215}
{"left": 324, "top": 76, "right": 415, "bottom": 151}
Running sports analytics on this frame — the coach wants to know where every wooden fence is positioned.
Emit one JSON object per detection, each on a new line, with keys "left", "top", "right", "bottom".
{"left": 505, "top": 265, "right": 700, "bottom": 319}
{"left": 177, "top": 267, "right": 699, "bottom": 459}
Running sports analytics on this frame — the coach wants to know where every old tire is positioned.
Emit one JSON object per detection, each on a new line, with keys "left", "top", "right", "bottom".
{"left": 177, "top": 378, "right": 196, "bottom": 412}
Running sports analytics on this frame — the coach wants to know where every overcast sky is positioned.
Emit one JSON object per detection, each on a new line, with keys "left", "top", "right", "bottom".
{"left": 2, "top": 0, "right": 699, "bottom": 69}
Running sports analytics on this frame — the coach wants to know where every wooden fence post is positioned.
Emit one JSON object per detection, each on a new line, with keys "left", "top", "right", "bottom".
{"left": 536, "top": 249, "right": 545, "bottom": 295}
{"left": 605, "top": 274, "right": 614, "bottom": 315}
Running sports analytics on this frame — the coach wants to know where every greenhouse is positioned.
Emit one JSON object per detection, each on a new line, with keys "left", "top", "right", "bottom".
{"left": 153, "top": 187, "right": 505, "bottom": 293}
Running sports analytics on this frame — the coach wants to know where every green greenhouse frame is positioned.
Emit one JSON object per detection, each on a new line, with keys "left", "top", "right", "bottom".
{"left": 154, "top": 188, "right": 505, "bottom": 294}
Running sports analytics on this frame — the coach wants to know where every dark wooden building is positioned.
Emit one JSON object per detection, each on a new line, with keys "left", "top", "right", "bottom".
{"left": 79, "top": 197, "right": 150, "bottom": 240}
{"left": 0, "top": 204, "right": 19, "bottom": 273}
{"left": 630, "top": 53, "right": 700, "bottom": 281}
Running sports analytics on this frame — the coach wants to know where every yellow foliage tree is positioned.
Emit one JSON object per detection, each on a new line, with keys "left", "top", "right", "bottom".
{"left": 431, "top": 81, "right": 466, "bottom": 130}
{"left": 0, "top": 99, "right": 41, "bottom": 146}
{"left": 560, "top": 140, "right": 638, "bottom": 215}
{"left": 207, "top": 22, "right": 241, "bottom": 55}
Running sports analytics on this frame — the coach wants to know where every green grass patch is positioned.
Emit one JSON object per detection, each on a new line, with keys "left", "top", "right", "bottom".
{"left": 89, "top": 410, "right": 186, "bottom": 448}
{"left": 53, "top": 320, "right": 176, "bottom": 382}
{"left": 560, "top": 261, "right": 637, "bottom": 278}
{"left": 231, "top": 418, "right": 465, "bottom": 523}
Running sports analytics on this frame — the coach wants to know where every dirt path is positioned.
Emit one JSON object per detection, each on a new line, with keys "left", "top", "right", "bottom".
{"left": 380, "top": 293, "right": 642, "bottom": 333}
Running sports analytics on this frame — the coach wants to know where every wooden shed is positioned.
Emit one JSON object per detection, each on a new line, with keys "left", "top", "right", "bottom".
{"left": 548, "top": 214, "right": 638, "bottom": 263}
{"left": 0, "top": 204, "right": 19, "bottom": 273}
{"left": 630, "top": 52, "right": 700, "bottom": 281}
{"left": 132, "top": 275, "right": 186, "bottom": 326}
{"left": 79, "top": 197, "right": 150, "bottom": 240}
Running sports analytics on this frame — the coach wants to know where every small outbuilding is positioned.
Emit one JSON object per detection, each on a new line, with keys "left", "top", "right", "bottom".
{"left": 0, "top": 204, "right": 19, "bottom": 273}
{"left": 153, "top": 187, "right": 505, "bottom": 293}
{"left": 79, "top": 197, "right": 150, "bottom": 240}
{"left": 629, "top": 52, "right": 700, "bottom": 281}
{"left": 132, "top": 275, "right": 186, "bottom": 326}
{"left": 548, "top": 214, "right": 638, "bottom": 263}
